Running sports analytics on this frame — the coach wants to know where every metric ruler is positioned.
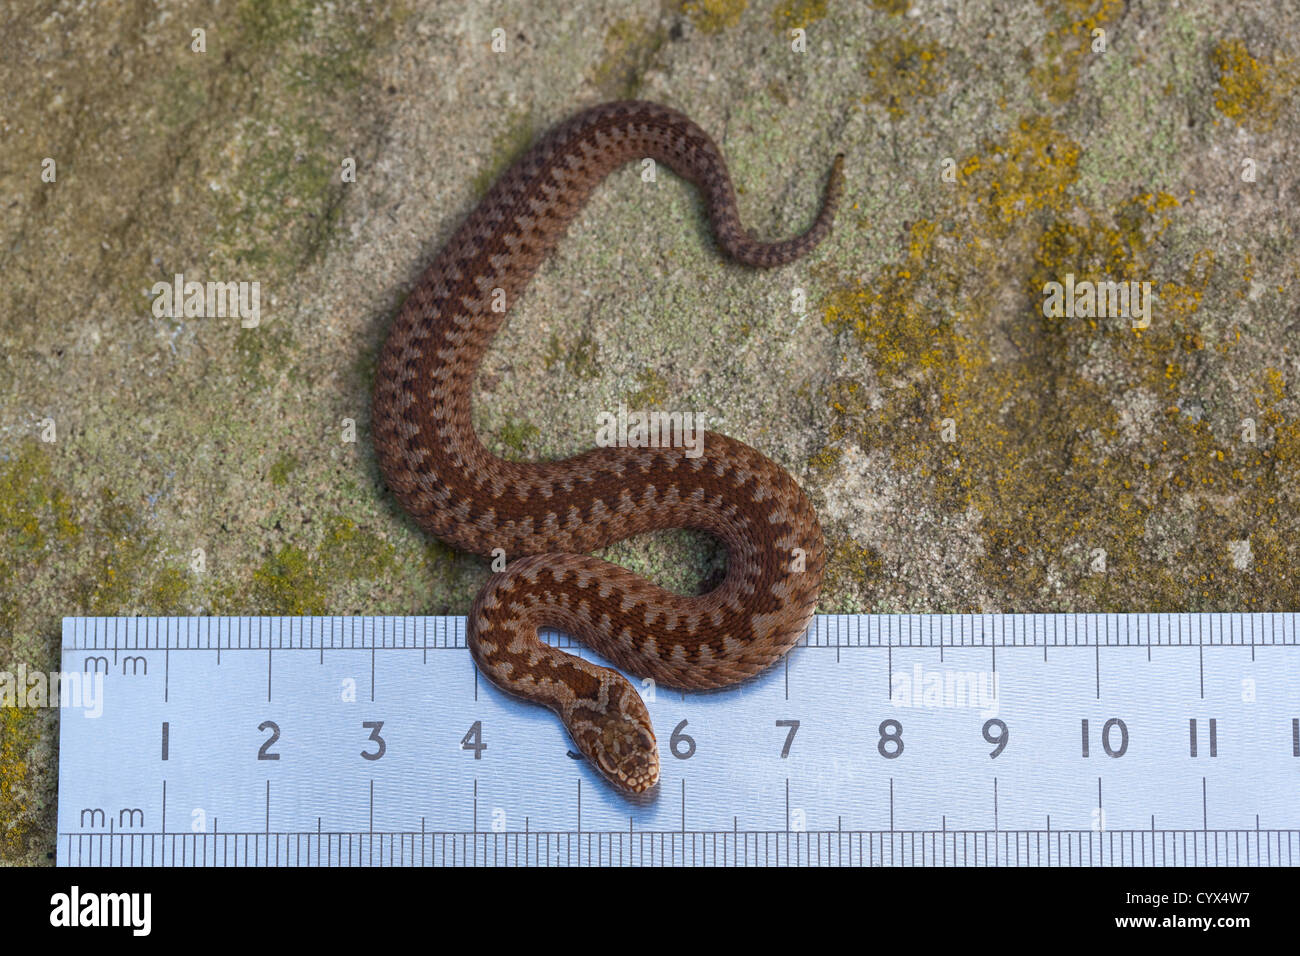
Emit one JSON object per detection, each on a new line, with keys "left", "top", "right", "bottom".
{"left": 56, "top": 613, "right": 1299, "bottom": 866}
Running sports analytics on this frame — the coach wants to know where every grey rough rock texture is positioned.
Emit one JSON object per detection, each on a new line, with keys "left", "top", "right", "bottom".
{"left": 1, "top": 0, "right": 1297, "bottom": 864}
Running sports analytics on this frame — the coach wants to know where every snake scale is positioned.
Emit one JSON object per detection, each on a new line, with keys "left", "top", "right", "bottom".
{"left": 372, "top": 101, "right": 842, "bottom": 793}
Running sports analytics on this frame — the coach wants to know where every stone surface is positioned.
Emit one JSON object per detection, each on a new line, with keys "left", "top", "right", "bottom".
{"left": 1, "top": 0, "right": 1297, "bottom": 864}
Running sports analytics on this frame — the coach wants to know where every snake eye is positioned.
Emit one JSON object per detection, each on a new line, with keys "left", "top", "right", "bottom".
{"left": 594, "top": 747, "right": 617, "bottom": 774}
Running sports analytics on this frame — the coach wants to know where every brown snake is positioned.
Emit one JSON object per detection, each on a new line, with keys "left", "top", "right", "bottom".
{"left": 372, "top": 101, "right": 842, "bottom": 793}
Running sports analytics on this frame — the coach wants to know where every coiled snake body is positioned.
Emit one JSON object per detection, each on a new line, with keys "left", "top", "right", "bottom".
{"left": 373, "top": 102, "right": 841, "bottom": 793}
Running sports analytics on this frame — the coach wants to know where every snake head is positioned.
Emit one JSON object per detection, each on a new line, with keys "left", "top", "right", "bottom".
{"left": 567, "top": 678, "right": 659, "bottom": 794}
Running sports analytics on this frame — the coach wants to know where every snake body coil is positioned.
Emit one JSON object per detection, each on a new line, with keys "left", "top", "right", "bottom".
{"left": 373, "top": 101, "right": 841, "bottom": 792}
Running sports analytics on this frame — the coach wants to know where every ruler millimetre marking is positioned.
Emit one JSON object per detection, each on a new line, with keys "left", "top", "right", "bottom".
{"left": 56, "top": 613, "right": 1300, "bottom": 866}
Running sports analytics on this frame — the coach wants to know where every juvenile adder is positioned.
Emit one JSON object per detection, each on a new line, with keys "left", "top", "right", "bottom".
{"left": 372, "top": 101, "right": 842, "bottom": 793}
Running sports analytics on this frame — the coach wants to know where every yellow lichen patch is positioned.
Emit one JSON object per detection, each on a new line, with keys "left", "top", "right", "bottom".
{"left": 248, "top": 545, "right": 327, "bottom": 616}
{"left": 1029, "top": 0, "right": 1124, "bottom": 104}
{"left": 958, "top": 116, "right": 1081, "bottom": 233}
{"left": 83, "top": 489, "right": 158, "bottom": 614}
{"left": 822, "top": 218, "right": 945, "bottom": 365}
{"left": 681, "top": 0, "right": 748, "bottom": 34}
{"left": 0, "top": 439, "right": 198, "bottom": 632}
{"left": 0, "top": 442, "right": 81, "bottom": 558}
{"left": 625, "top": 368, "right": 672, "bottom": 409}
{"left": 225, "top": 514, "right": 399, "bottom": 616}
{"left": 1, "top": 707, "right": 35, "bottom": 859}
{"left": 870, "top": 0, "right": 910, "bottom": 14}
{"left": 496, "top": 417, "right": 541, "bottom": 457}
{"left": 822, "top": 537, "right": 885, "bottom": 609}
{"left": 1263, "top": 368, "right": 1286, "bottom": 404}
{"left": 772, "top": 0, "right": 829, "bottom": 35}
{"left": 1251, "top": 370, "right": 1300, "bottom": 488}
{"left": 807, "top": 444, "right": 844, "bottom": 481}
{"left": 1029, "top": 191, "right": 1180, "bottom": 296}
{"left": 150, "top": 567, "right": 191, "bottom": 616}
{"left": 815, "top": 114, "right": 1292, "bottom": 611}
{"left": 862, "top": 33, "right": 949, "bottom": 118}
{"left": 1210, "top": 38, "right": 1297, "bottom": 131}
{"left": 0, "top": 442, "right": 83, "bottom": 633}
{"left": 1155, "top": 249, "right": 1214, "bottom": 331}
{"left": 822, "top": 268, "right": 954, "bottom": 376}
{"left": 1027, "top": 192, "right": 1203, "bottom": 399}
{"left": 589, "top": 17, "right": 667, "bottom": 100}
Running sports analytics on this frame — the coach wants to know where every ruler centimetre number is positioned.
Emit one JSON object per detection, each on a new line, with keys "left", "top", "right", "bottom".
{"left": 56, "top": 613, "right": 1300, "bottom": 866}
